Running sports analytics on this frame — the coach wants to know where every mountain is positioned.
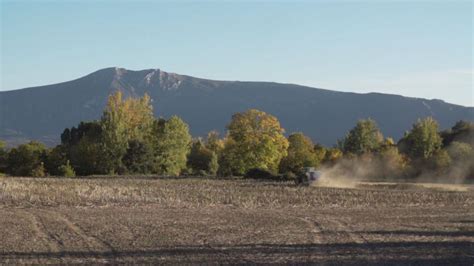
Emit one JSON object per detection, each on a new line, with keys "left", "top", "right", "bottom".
{"left": 1, "top": 67, "right": 473, "bottom": 147}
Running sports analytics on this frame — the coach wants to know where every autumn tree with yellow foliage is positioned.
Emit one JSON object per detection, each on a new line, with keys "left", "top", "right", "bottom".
{"left": 279, "top": 132, "right": 321, "bottom": 175}
{"left": 100, "top": 91, "right": 155, "bottom": 174}
{"left": 219, "top": 109, "right": 289, "bottom": 175}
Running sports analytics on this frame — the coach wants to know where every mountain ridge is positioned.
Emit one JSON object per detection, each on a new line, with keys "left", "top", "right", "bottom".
{"left": 2, "top": 67, "right": 466, "bottom": 107}
{"left": 1, "top": 67, "right": 473, "bottom": 147}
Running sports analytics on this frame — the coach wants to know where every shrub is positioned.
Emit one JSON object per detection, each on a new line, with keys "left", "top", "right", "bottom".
{"left": 57, "top": 160, "right": 76, "bottom": 177}
{"left": 447, "top": 141, "right": 473, "bottom": 161}
{"left": 428, "top": 149, "right": 452, "bottom": 173}
{"left": 197, "top": 169, "right": 208, "bottom": 177}
{"left": 31, "top": 162, "right": 46, "bottom": 177}
{"left": 378, "top": 146, "right": 408, "bottom": 179}
{"left": 7, "top": 141, "right": 48, "bottom": 176}
{"left": 187, "top": 140, "right": 218, "bottom": 176}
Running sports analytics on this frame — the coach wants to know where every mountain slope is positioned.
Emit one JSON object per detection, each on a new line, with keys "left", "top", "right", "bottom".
{"left": 1, "top": 67, "right": 473, "bottom": 146}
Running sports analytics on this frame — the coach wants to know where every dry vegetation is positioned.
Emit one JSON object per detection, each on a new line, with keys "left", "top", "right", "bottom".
{"left": 0, "top": 177, "right": 473, "bottom": 264}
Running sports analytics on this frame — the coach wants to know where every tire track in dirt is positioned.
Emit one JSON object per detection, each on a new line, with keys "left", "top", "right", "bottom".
{"left": 326, "top": 216, "right": 367, "bottom": 244}
{"left": 297, "top": 216, "right": 324, "bottom": 244}
{"left": 295, "top": 214, "right": 334, "bottom": 262}
{"left": 204, "top": 244, "right": 255, "bottom": 264}
{"left": 19, "top": 209, "right": 63, "bottom": 252}
{"left": 42, "top": 209, "right": 115, "bottom": 253}
{"left": 116, "top": 220, "right": 135, "bottom": 243}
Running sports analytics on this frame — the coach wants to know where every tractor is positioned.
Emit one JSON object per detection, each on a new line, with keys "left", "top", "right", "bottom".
{"left": 296, "top": 167, "right": 322, "bottom": 185}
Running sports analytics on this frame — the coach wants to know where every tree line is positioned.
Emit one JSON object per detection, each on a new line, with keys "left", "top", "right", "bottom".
{"left": 0, "top": 91, "right": 473, "bottom": 181}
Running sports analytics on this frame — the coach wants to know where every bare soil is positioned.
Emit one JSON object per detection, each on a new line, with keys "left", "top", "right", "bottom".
{"left": 0, "top": 177, "right": 473, "bottom": 264}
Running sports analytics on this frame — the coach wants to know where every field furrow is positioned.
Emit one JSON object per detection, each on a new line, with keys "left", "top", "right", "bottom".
{"left": 0, "top": 177, "right": 473, "bottom": 264}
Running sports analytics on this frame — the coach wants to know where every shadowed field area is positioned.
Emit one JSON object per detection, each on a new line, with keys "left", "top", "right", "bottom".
{"left": 0, "top": 177, "right": 473, "bottom": 264}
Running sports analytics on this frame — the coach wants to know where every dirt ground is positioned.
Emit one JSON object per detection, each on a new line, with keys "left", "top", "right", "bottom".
{"left": 0, "top": 177, "right": 473, "bottom": 264}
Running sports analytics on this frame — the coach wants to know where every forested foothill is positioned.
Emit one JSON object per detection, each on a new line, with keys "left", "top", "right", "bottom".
{"left": 1, "top": 91, "right": 473, "bottom": 182}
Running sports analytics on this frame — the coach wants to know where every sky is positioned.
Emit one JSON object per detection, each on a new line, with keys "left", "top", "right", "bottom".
{"left": 1, "top": 0, "right": 473, "bottom": 106}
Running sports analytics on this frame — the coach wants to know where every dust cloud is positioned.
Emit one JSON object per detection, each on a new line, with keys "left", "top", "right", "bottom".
{"left": 312, "top": 156, "right": 382, "bottom": 189}
{"left": 311, "top": 148, "right": 474, "bottom": 191}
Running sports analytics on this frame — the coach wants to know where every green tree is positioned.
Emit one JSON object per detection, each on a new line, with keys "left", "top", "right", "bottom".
{"left": 6, "top": 141, "right": 48, "bottom": 176}
{"left": 101, "top": 91, "right": 154, "bottom": 174}
{"left": 0, "top": 140, "right": 7, "bottom": 174}
{"left": 69, "top": 137, "right": 106, "bottom": 175}
{"left": 428, "top": 149, "right": 452, "bottom": 172}
{"left": 342, "top": 118, "right": 384, "bottom": 155}
{"left": 217, "top": 138, "right": 238, "bottom": 176}
{"left": 61, "top": 121, "right": 107, "bottom": 175}
{"left": 279, "top": 133, "right": 320, "bottom": 174}
{"left": 401, "top": 117, "right": 442, "bottom": 160}
{"left": 122, "top": 139, "right": 155, "bottom": 174}
{"left": 205, "top": 131, "right": 225, "bottom": 176}
{"left": 61, "top": 121, "right": 103, "bottom": 146}
{"left": 45, "top": 145, "right": 69, "bottom": 176}
{"left": 445, "top": 141, "right": 474, "bottom": 181}
{"left": 208, "top": 152, "right": 219, "bottom": 177}
{"left": 220, "top": 109, "right": 289, "bottom": 175}
{"left": 378, "top": 146, "right": 407, "bottom": 179}
{"left": 323, "top": 148, "right": 343, "bottom": 165}
{"left": 187, "top": 139, "right": 218, "bottom": 176}
{"left": 313, "top": 143, "right": 327, "bottom": 165}
{"left": 379, "top": 137, "right": 395, "bottom": 151}
{"left": 206, "top": 131, "right": 224, "bottom": 155}
{"left": 440, "top": 120, "right": 474, "bottom": 147}
{"left": 447, "top": 141, "right": 473, "bottom": 161}
{"left": 151, "top": 116, "right": 191, "bottom": 176}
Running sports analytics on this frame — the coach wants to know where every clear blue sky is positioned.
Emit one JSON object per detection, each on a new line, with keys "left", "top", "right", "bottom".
{"left": 1, "top": 1, "right": 473, "bottom": 106}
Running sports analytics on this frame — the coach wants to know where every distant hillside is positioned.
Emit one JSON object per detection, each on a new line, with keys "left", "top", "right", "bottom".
{"left": 1, "top": 67, "right": 473, "bottom": 146}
